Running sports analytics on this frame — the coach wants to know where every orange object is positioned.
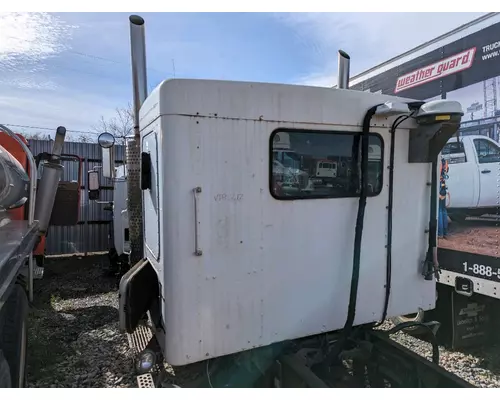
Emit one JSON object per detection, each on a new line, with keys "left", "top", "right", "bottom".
{"left": 34, "top": 236, "right": 45, "bottom": 256}
{"left": 0, "top": 131, "right": 29, "bottom": 221}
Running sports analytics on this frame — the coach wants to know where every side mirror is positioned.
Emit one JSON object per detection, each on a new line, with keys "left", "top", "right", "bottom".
{"left": 98, "top": 132, "right": 116, "bottom": 179}
{"left": 88, "top": 170, "right": 100, "bottom": 200}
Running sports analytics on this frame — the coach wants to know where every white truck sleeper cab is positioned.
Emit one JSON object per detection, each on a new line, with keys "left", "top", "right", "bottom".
{"left": 118, "top": 78, "right": 463, "bottom": 367}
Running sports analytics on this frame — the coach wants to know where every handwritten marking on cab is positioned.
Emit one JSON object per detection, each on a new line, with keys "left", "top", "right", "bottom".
{"left": 214, "top": 193, "right": 244, "bottom": 202}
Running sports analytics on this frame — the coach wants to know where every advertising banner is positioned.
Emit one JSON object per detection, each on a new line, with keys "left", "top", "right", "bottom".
{"left": 351, "top": 21, "right": 500, "bottom": 295}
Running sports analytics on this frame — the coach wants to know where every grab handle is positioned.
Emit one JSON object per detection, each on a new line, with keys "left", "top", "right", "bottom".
{"left": 193, "top": 187, "right": 202, "bottom": 256}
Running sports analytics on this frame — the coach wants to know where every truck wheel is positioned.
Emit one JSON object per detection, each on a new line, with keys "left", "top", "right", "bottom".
{"left": 0, "top": 350, "right": 11, "bottom": 388}
{"left": 0, "top": 284, "right": 29, "bottom": 388}
{"left": 390, "top": 308, "right": 427, "bottom": 334}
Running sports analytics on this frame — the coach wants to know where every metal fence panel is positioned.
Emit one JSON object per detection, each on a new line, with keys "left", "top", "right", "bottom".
{"left": 28, "top": 139, "right": 125, "bottom": 255}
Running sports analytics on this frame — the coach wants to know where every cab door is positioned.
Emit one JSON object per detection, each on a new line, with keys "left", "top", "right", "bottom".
{"left": 473, "top": 137, "right": 500, "bottom": 209}
{"left": 141, "top": 130, "right": 161, "bottom": 261}
{"left": 441, "top": 140, "right": 477, "bottom": 208}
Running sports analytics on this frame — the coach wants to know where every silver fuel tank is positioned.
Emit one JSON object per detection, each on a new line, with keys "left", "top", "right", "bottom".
{"left": 0, "top": 144, "right": 29, "bottom": 210}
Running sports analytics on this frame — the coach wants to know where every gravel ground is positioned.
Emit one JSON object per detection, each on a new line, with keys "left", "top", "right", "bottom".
{"left": 380, "top": 321, "right": 500, "bottom": 388}
{"left": 25, "top": 255, "right": 500, "bottom": 388}
{"left": 26, "top": 255, "right": 136, "bottom": 388}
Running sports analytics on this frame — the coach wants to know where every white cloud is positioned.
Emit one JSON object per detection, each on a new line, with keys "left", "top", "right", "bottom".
{"left": 278, "top": 12, "right": 488, "bottom": 87}
{"left": 0, "top": 12, "right": 77, "bottom": 90}
{"left": 0, "top": 12, "right": 76, "bottom": 61}
{"left": 0, "top": 12, "right": 122, "bottom": 136}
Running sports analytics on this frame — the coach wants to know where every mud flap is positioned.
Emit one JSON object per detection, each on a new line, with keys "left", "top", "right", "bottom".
{"left": 119, "top": 259, "right": 159, "bottom": 334}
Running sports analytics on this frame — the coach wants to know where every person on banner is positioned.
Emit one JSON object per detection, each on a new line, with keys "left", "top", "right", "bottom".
{"left": 438, "top": 158, "right": 450, "bottom": 239}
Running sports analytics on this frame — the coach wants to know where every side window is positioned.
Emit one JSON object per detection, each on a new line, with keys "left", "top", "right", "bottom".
{"left": 473, "top": 138, "right": 500, "bottom": 164}
{"left": 270, "top": 129, "right": 383, "bottom": 199}
{"left": 441, "top": 141, "right": 466, "bottom": 164}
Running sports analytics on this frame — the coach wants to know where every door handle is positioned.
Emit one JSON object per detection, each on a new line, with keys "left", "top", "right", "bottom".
{"left": 481, "top": 169, "right": 491, "bottom": 174}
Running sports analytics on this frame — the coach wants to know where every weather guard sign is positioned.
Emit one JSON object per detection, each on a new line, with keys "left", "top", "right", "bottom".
{"left": 394, "top": 47, "right": 476, "bottom": 93}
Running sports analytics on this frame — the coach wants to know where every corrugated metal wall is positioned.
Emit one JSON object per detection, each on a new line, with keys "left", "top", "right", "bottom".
{"left": 28, "top": 139, "right": 125, "bottom": 255}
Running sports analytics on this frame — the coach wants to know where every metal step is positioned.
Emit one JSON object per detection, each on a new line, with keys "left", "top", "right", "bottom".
{"left": 34, "top": 266, "right": 44, "bottom": 280}
{"left": 127, "top": 323, "right": 153, "bottom": 357}
{"left": 137, "top": 373, "right": 155, "bottom": 388}
{"left": 127, "top": 322, "right": 162, "bottom": 388}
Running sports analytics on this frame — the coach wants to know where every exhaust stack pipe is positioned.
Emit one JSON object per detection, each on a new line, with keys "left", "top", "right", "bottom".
{"left": 337, "top": 50, "right": 350, "bottom": 89}
{"left": 34, "top": 126, "right": 67, "bottom": 234}
{"left": 129, "top": 14, "right": 148, "bottom": 135}
{"left": 127, "top": 15, "right": 148, "bottom": 266}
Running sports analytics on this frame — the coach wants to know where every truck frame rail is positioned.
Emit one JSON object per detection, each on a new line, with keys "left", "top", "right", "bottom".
{"left": 127, "top": 322, "right": 474, "bottom": 388}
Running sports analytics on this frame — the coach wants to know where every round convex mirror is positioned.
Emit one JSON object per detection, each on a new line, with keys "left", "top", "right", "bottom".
{"left": 98, "top": 132, "right": 115, "bottom": 149}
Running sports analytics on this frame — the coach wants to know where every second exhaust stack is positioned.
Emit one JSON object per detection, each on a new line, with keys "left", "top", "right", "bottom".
{"left": 129, "top": 15, "right": 148, "bottom": 135}
{"left": 127, "top": 14, "right": 148, "bottom": 266}
{"left": 337, "top": 50, "right": 350, "bottom": 89}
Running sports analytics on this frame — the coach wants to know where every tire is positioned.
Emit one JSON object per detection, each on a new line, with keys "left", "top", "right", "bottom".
{"left": 0, "top": 284, "right": 29, "bottom": 388}
{"left": 390, "top": 308, "right": 428, "bottom": 334}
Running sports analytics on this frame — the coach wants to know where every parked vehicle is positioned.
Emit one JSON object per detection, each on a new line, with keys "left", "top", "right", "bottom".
{"left": 314, "top": 159, "right": 338, "bottom": 184}
{"left": 0, "top": 125, "right": 79, "bottom": 387}
{"left": 442, "top": 135, "right": 500, "bottom": 221}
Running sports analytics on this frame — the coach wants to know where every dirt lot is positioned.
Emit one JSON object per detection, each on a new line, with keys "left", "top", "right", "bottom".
{"left": 26, "top": 255, "right": 137, "bottom": 388}
{"left": 438, "top": 219, "right": 499, "bottom": 257}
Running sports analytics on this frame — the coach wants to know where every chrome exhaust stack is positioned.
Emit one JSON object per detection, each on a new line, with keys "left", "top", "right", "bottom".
{"left": 337, "top": 50, "right": 351, "bottom": 89}
{"left": 127, "top": 14, "right": 148, "bottom": 265}
{"left": 129, "top": 14, "right": 148, "bottom": 136}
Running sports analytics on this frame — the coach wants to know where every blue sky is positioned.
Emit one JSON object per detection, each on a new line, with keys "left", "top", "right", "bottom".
{"left": 0, "top": 12, "right": 486, "bottom": 141}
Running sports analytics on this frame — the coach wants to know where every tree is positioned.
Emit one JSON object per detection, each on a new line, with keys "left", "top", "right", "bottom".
{"left": 22, "top": 132, "right": 52, "bottom": 141}
{"left": 93, "top": 104, "right": 134, "bottom": 146}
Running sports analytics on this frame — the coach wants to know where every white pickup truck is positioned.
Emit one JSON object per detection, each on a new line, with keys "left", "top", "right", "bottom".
{"left": 441, "top": 134, "right": 500, "bottom": 221}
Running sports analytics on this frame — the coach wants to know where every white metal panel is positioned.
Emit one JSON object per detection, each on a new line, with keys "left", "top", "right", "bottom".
{"left": 140, "top": 79, "right": 418, "bottom": 131}
{"left": 161, "top": 115, "right": 434, "bottom": 366}
{"left": 140, "top": 79, "right": 436, "bottom": 366}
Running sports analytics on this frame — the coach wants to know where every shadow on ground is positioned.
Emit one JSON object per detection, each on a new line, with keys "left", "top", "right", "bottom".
{"left": 27, "top": 255, "right": 136, "bottom": 388}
